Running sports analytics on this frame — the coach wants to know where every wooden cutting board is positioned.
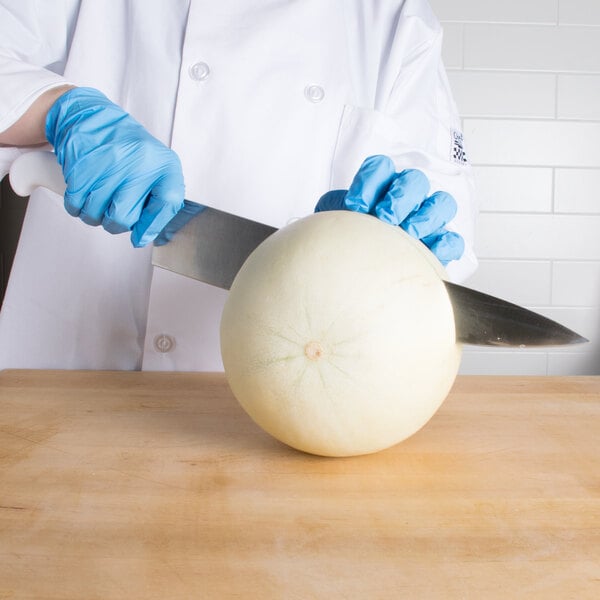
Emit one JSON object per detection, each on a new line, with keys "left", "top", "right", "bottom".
{"left": 0, "top": 370, "right": 599, "bottom": 599}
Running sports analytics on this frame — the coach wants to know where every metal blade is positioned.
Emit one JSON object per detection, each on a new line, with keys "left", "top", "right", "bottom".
{"left": 152, "top": 204, "right": 588, "bottom": 348}
{"left": 152, "top": 204, "right": 276, "bottom": 290}
{"left": 445, "top": 281, "right": 588, "bottom": 347}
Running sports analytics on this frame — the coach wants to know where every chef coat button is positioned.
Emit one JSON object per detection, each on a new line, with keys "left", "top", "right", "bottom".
{"left": 304, "top": 84, "right": 325, "bottom": 103}
{"left": 189, "top": 62, "right": 211, "bottom": 81}
{"left": 153, "top": 334, "right": 176, "bottom": 353}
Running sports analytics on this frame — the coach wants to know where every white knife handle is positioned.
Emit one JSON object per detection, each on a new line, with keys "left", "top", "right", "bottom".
{"left": 8, "top": 150, "right": 66, "bottom": 197}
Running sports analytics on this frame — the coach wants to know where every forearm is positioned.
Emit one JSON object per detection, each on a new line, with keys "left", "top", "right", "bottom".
{"left": 0, "top": 84, "right": 74, "bottom": 146}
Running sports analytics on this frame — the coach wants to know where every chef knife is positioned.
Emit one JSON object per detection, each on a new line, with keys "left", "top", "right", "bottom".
{"left": 10, "top": 150, "right": 588, "bottom": 347}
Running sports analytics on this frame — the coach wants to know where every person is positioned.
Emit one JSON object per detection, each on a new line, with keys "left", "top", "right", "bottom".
{"left": 0, "top": 0, "right": 477, "bottom": 371}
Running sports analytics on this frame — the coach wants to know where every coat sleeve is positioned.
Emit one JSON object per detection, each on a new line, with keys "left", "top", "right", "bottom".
{"left": 334, "top": 1, "right": 478, "bottom": 282}
{"left": 383, "top": 8, "right": 478, "bottom": 282}
{"left": 0, "top": 0, "right": 80, "bottom": 176}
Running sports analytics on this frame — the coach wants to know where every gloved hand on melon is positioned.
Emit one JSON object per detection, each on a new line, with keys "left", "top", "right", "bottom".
{"left": 315, "top": 155, "right": 464, "bottom": 266}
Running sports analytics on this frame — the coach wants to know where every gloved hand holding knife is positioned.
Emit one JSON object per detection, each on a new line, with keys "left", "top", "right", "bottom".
{"left": 45, "top": 86, "right": 186, "bottom": 248}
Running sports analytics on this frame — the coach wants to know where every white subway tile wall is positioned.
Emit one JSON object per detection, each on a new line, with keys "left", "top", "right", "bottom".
{"left": 557, "top": 75, "right": 600, "bottom": 120}
{"left": 559, "top": 0, "right": 600, "bottom": 25}
{"left": 428, "top": 0, "right": 600, "bottom": 375}
{"left": 432, "top": 1, "right": 559, "bottom": 25}
{"left": 448, "top": 72, "right": 556, "bottom": 119}
{"left": 439, "top": 23, "right": 463, "bottom": 68}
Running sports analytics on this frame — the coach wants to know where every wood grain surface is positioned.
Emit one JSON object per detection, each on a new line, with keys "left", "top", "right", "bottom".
{"left": 0, "top": 370, "right": 599, "bottom": 599}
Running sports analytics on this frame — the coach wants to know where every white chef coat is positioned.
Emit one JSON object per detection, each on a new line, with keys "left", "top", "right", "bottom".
{"left": 0, "top": 0, "right": 478, "bottom": 371}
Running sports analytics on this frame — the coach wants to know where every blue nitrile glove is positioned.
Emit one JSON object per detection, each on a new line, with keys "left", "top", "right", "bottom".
{"left": 45, "top": 87, "right": 185, "bottom": 248}
{"left": 315, "top": 155, "right": 464, "bottom": 266}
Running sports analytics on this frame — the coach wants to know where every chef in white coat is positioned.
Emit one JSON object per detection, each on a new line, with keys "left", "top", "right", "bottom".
{"left": 0, "top": 0, "right": 477, "bottom": 371}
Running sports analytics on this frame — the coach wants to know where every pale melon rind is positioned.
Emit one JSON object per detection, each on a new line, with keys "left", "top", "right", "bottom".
{"left": 220, "top": 211, "right": 461, "bottom": 457}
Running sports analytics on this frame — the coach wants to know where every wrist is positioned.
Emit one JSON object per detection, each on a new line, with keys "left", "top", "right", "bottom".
{"left": 0, "top": 84, "right": 75, "bottom": 147}
{"left": 45, "top": 87, "right": 123, "bottom": 151}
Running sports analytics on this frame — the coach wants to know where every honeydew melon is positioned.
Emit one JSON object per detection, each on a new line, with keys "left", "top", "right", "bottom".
{"left": 220, "top": 211, "right": 460, "bottom": 457}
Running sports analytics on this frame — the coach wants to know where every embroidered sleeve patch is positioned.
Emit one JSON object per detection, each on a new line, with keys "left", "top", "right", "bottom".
{"left": 451, "top": 129, "right": 468, "bottom": 165}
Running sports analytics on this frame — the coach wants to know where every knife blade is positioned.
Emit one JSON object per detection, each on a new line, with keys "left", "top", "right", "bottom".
{"left": 10, "top": 151, "right": 589, "bottom": 348}
{"left": 444, "top": 280, "right": 587, "bottom": 347}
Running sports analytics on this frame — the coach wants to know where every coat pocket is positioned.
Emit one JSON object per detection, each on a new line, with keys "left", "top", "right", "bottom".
{"left": 330, "top": 104, "right": 443, "bottom": 190}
